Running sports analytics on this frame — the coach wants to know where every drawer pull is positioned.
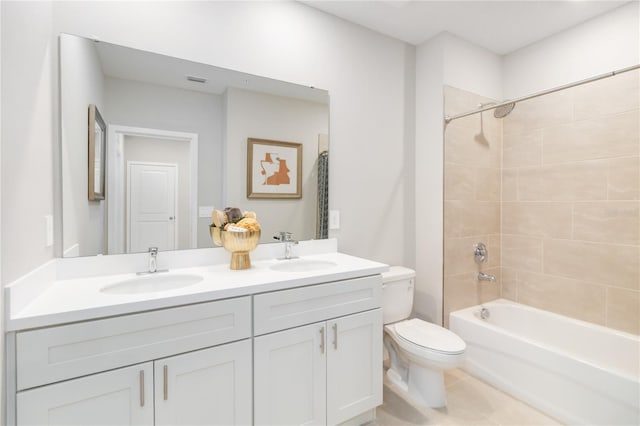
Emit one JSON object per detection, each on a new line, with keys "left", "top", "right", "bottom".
{"left": 139, "top": 370, "right": 145, "bottom": 407}
{"left": 320, "top": 326, "right": 325, "bottom": 354}
{"left": 333, "top": 323, "right": 338, "bottom": 350}
{"left": 163, "top": 365, "right": 168, "bottom": 400}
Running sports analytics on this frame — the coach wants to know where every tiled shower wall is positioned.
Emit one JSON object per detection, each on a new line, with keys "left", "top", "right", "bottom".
{"left": 501, "top": 70, "right": 639, "bottom": 334}
{"left": 443, "top": 70, "right": 640, "bottom": 334}
{"left": 443, "top": 87, "right": 502, "bottom": 327}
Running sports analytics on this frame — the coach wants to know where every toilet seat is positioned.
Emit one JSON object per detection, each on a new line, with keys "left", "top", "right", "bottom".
{"left": 393, "top": 319, "right": 466, "bottom": 355}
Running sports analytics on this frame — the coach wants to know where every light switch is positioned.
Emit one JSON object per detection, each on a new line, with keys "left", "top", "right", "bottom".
{"left": 199, "top": 206, "right": 214, "bottom": 218}
{"left": 329, "top": 210, "right": 340, "bottom": 230}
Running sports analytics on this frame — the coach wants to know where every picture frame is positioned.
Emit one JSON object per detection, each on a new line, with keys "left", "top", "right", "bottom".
{"left": 247, "top": 138, "right": 302, "bottom": 199}
{"left": 88, "top": 104, "right": 106, "bottom": 201}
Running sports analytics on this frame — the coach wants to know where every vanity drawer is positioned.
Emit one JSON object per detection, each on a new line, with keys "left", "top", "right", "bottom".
{"left": 253, "top": 275, "right": 382, "bottom": 335}
{"left": 16, "top": 296, "right": 251, "bottom": 391}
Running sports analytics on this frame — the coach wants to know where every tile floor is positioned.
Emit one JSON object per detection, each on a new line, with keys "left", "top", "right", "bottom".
{"left": 374, "top": 369, "right": 562, "bottom": 426}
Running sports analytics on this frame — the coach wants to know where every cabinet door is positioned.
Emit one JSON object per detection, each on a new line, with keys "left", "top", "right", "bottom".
{"left": 16, "top": 362, "right": 153, "bottom": 426}
{"left": 154, "top": 339, "right": 252, "bottom": 426}
{"left": 327, "top": 309, "right": 383, "bottom": 425}
{"left": 254, "top": 322, "right": 327, "bottom": 426}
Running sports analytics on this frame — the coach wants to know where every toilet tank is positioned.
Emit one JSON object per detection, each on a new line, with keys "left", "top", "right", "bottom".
{"left": 382, "top": 266, "right": 416, "bottom": 324}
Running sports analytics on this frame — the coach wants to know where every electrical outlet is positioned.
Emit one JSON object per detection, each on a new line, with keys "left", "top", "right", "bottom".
{"left": 199, "top": 206, "right": 214, "bottom": 218}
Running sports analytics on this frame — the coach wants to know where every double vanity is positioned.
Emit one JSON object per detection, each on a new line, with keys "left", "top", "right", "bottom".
{"left": 5, "top": 240, "right": 387, "bottom": 426}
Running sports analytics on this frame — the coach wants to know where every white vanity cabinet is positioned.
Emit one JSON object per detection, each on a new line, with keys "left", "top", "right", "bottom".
{"left": 253, "top": 275, "right": 383, "bottom": 426}
{"left": 17, "top": 362, "right": 155, "bottom": 426}
{"left": 12, "top": 297, "right": 252, "bottom": 426}
{"left": 8, "top": 267, "right": 385, "bottom": 426}
{"left": 154, "top": 340, "right": 252, "bottom": 426}
{"left": 17, "top": 341, "right": 252, "bottom": 426}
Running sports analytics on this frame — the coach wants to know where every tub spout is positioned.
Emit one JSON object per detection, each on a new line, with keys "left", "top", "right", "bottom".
{"left": 478, "top": 272, "right": 496, "bottom": 282}
{"left": 480, "top": 307, "right": 490, "bottom": 320}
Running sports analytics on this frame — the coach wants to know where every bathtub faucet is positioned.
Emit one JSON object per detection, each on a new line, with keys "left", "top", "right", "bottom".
{"left": 480, "top": 307, "right": 490, "bottom": 320}
{"left": 478, "top": 272, "right": 496, "bottom": 282}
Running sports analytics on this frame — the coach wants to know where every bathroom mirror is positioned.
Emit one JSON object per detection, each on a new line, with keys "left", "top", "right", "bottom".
{"left": 60, "top": 33, "right": 329, "bottom": 257}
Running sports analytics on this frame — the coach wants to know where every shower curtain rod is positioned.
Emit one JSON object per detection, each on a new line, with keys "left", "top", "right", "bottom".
{"left": 443, "top": 63, "right": 640, "bottom": 124}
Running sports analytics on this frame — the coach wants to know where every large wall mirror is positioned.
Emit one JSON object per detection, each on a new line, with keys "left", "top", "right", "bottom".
{"left": 60, "top": 33, "right": 330, "bottom": 257}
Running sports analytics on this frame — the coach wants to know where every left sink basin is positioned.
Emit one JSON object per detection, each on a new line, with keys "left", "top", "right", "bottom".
{"left": 100, "top": 273, "right": 203, "bottom": 295}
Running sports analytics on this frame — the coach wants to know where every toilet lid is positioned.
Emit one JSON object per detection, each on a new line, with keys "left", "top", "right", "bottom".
{"left": 394, "top": 318, "right": 466, "bottom": 354}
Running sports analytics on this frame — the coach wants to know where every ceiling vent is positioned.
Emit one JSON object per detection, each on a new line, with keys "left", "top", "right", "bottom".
{"left": 186, "top": 75, "right": 207, "bottom": 83}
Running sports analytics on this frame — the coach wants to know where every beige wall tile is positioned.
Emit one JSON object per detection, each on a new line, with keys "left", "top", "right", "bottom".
{"left": 606, "top": 287, "right": 640, "bottom": 334}
{"left": 502, "top": 202, "right": 572, "bottom": 239}
{"left": 574, "top": 69, "right": 640, "bottom": 120}
{"left": 475, "top": 167, "right": 501, "bottom": 201}
{"left": 573, "top": 201, "right": 640, "bottom": 245}
{"left": 444, "top": 269, "right": 501, "bottom": 327}
{"left": 445, "top": 122, "right": 501, "bottom": 168}
{"left": 444, "top": 236, "right": 500, "bottom": 276}
{"left": 544, "top": 239, "right": 640, "bottom": 289}
{"left": 444, "top": 201, "right": 500, "bottom": 238}
{"left": 502, "top": 235, "right": 543, "bottom": 272}
{"left": 608, "top": 156, "right": 639, "bottom": 200}
{"left": 503, "top": 130, "right": 543, "bottom": 168}
{"left": 543, "top": 111, "right": 639, "bottom": 164}
{"left": 502, "top": 169, "right": 518, "bottom": 201}
{"left": 502, "top": 89, "right": 573, "bottom": 134}
{"left": 486, "top": 234, "right": 501, "bottom": 270}
{"left": 517, "top": 160, "right": 608, "bottom": 201}
{"left": 501, "top": 267, "right": 518, "bottom": 301}
{"left": 444, "top": 163, "right": 476, "bottom": 201}
{"left": 445, "top": 237, "right": 480, "bottom": 276}
{"left": 517, "top": 271, "right": 606, "bottom": 325}
{"left": 445, "top": 81, "right": 638, "bottom": 333}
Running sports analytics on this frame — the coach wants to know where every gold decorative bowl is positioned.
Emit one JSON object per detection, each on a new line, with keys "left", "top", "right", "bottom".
{"left": 210, "top": 227, "right": 260, "bottom": 270}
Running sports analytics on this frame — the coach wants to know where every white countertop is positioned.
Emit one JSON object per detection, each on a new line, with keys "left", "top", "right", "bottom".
{"left": 6, "top": 244, "right": 388, "bottom": 331}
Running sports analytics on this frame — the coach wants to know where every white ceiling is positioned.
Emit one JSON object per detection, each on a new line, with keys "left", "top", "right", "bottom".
{"left": 95, "top": 40, "right": 329, "bottom": 103}
{"left": 302, "top": 0, "right": 631, "bottom": 54}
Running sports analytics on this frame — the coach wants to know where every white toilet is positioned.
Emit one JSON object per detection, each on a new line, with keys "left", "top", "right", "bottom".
{"left": 382, "top": 266, "right": 466, "bottom": 408}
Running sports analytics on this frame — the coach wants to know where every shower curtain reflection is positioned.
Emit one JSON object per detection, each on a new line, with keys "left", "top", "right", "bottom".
{"left": 317, "top": 150, "right": 329, "bottom": 239}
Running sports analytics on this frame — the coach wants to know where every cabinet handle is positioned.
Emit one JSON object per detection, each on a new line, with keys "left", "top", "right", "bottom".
{"left": 320, "top": 326, "right": 325, "bottom": 354}
{"left": 139, "top": 370, "right": 145, "bottom": 407}
{"left": 333, "top": 323, "right": 338, "bottom": 350}
{"left": 163, "top": 365, "right": 168, "bottom": 400}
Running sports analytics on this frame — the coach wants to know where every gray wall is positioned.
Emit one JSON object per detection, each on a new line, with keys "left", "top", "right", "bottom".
{"left": 225, "top": 87, "right": 328, "bottom": 244}
{"left": 104, "top": 77, "right": 223, "bottom": 248}
{"left": 1, "top": 0, "right": 412, "bottom": 284}
{"left": 60, "top": 33, "right": 106, "bottom": 256}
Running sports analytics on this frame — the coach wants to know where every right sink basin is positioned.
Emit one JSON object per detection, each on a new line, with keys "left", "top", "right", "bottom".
{"left": 269, "top": 259, "right": 338, "bottom": 273}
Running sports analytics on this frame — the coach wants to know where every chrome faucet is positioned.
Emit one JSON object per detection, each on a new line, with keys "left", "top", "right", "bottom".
{"left": 148, "top": 247, "right": 158, "bottom": 273}
{"left": 478, "top": 272, "right": 496, "bottom": 282}
{"left": 474, "top": 242, "right": 496, "bottom": 282}
{"left": 480, "top": 306, "right": 491, "bottom": 320}
{"left": 273, "top": 232, "right": 298, "bottom": 259}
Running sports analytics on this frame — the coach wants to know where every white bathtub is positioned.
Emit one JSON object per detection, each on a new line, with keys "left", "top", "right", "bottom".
{"left": 450, "top": 299, "right": 640, "bottom": 425}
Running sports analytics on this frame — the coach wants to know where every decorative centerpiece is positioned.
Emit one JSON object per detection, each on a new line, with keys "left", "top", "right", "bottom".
{"left": 210, "top": 207, "right": 261, "bottom": 270}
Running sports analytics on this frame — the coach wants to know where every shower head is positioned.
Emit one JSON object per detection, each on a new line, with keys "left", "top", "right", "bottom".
{"left": 494, "top": 102, "right": 515, "bottom": 118}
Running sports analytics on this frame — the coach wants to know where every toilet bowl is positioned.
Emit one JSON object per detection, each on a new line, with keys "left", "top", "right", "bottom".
{"left": 382, "top": 267, "right": 466, "bottom": 408}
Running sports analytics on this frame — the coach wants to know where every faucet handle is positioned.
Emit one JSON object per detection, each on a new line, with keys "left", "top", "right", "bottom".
{"left": 273, "top": 232, "right": 293, "bottom": 242}
{"left": 149, "top": 247, "right": 158, "bottom": 256}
